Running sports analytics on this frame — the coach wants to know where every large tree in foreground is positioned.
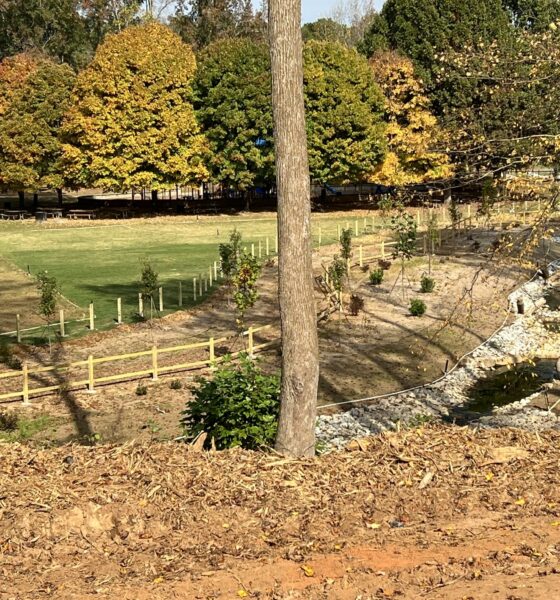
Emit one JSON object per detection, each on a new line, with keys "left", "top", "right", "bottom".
{"left": 62, "top": 21, "right": 208, "bottom": 196}
{"left": 269, "top": 0, "right": 319, "bottom": 457}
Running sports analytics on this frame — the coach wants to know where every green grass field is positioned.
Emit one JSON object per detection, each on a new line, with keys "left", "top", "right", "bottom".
{"left": 0, "top": 213, "right": 378, "bottom": 336}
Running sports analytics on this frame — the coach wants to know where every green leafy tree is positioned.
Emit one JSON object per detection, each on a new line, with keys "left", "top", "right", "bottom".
{"left": 360, "top": 0, "right": 513, "bottom": 110}
{"left": 391, "top": 205, "right": 417, "bottom": 300}
{"left": 0, "top": 0, "right": 91, "bottom": 68}
{"left": 232, "top": 252, "right": 261, "bottom": 328}
{"left": 0, "top": 54, "right": 75, "bottom": 206}
{"left": 219, "top": 229, "right": 243, "bottom": 283}
{"left": 194, "top": 38, "right": 274, "bottom": 191}
{"left": 181, "top": 355, "right": 280, "bottom": 450}
{"left": 81, "top": 0, "right": 143, "bottom": 50}
{"left": 304, "top": 40, "right": 386, "bottom": 183}
{"left": 504, "top": 0, "right": 560, "bottom": 30}
{"left": 139, "top": 259, "right": 159, "bottom": 318}
{"left": 302, "top": 18, "right": 350, "bottom": 44}
{"left": 36, "top": 270, "right": 59, "bottom": 347}
{"left": 61, "top": 21, "right": 208, "bottom": 196}
{"left": 170, "top": 0, "right": 265, "bottom": 49}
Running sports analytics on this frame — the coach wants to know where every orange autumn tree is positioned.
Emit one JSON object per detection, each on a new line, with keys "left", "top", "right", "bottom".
{"left": 62, "top": 21, "right": 207, "bottom": 198}
{"left": 369, "top": 50, "right": 452, "bottom": 185}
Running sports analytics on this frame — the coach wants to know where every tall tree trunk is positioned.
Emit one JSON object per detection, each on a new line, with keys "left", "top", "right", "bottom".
{"left": 151, "top": 189, "right": 158, "bottom": 210}
{"left": 18, "top": 190, "right": 25, "bottom": 210}
{"left": 269, "top": 0, "right": 319, "bottom": 458}
{"left": 56, "top": 188, "right": 63, "bottom": 208}
{"left": 32, "top": 193, "right": 39, "bottom": 212}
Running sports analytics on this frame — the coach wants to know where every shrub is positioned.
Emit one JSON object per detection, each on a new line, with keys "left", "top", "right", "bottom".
{"left": 420, "top": 275, "right": 435, "bottom": 293}
{"left": 328, "top": 255, "right": 347, "bottom": 292}
{"left": 339, "top": 228, "right": 353, "bottom": 261}
{"left": 135, "top": 383, "right": 148, "bottom": 396}
{"left": 409, "top": 298, "right": 426, "bottom": 317}
{"left": 369, "top": 269, "right": 384, "bottom": 285}
{"left": 170, "top": 379, "right": 183, "bottom": 390}
{"left": 181, "top": 355, "right": 280, "bottom": 450}
{"left": 349, "top": 294, "right": 365, "bottom": 316}
{"left": 378, "top": 259, "right": 391, "bottom": 270}
{"left": 0, "top": 411, "right": 18, "bottom": 432}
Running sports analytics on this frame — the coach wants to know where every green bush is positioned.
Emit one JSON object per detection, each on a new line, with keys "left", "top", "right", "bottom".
{"left": 369, "top": 268, "right": 384, "bottom": 285}
{"left": 409, "top": 298, "right": 427, "bottom": 317}
{"left": 170, "top": 379, "right": 183, "bottom": 390}
{"left": 135, "top": 383, "right": 148, "bottom": 396}
{"left": 181, "top": 355, "right": 280, "bottom": 450}
{"left": 420, "top": 275, "right": 435, "bottom": 293}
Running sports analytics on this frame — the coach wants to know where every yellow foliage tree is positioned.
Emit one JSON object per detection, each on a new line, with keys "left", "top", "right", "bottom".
{"left": 62, "top": 21, "right": 208, "bottom": 195}
{"left": 369, "top": 51, "right": 452, "bottom": 186}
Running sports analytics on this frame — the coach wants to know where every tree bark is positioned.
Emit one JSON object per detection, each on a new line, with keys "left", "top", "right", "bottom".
{"left": 18, "top": 190, "right": 25, "bottom": 210}
{"left": 56, "top": 188, "right": 63, "bottom": 208}
{"left": 269, "top": 0, "right": 319, "bottom": 457}
{"left": 151, "top": 189, "right": 158, "bottom": 209}
{"left": 32, "top": 193, "right": 39, "bottom": 211}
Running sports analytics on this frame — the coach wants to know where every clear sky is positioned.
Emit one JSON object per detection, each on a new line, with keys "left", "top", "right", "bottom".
{"left": 301, "top": 0, "right": 384, "bottom": 24}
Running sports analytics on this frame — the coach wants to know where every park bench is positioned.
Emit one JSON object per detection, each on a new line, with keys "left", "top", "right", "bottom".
{"left": 67, "top": 209, "right": 96, "bottom": 220}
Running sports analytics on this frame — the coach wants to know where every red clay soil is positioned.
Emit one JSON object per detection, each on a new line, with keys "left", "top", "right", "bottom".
{"left": 1, "top": 425, "right": 559, "bottom": 599}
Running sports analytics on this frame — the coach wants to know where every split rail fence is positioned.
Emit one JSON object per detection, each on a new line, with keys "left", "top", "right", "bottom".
{"left": 0, "top": 325, "right": 277, "bottom": 405}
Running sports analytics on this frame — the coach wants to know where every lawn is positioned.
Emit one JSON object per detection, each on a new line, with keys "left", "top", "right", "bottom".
{"left": 0, "top": 212, "right": 377, "bottom": 336}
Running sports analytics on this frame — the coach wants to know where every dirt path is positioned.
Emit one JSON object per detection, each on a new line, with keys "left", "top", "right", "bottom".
{"left": 1, "top": 426, "right": 559, "bottom": 599}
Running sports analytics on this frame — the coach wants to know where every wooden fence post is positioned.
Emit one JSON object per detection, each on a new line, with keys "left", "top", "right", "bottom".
{"left": 158, "top": 287, "right": 163, "bottom": 312}
{"left": 178, "top": 282, "right": 183, "bottom": 308}
{"left": 258, "top": 239, "right": 262, "bottom": 258}
{"left": 209, "top": 336, "right": 215, "bottom": 368}
{"left": 199, "top": 276, "right": 203, "bottom": 296}
{"left": 423, "top": 235, "right": 427, "bottom": 255}
{"left": 89, "top": 302, "right": 95, "bottom": 331}
{"left": 117, "top": 298, "right": 122, "bottom": 324}
{"left": 152, "top": 346, "right": 158, "bottom": 380}
{"left": 209, "top": 265, "right": 213, "bottom": 287}
{"left": 251, "top": 243, "right": 255, "bottom": 257}
{"left": 193, "top": 278, "right": 197, "bottom": 301}
{"left": 318, "top": 228, "right": 322, "bottom": 246}
{"left": 138, "top": 293, "right": 144, "bottom": 317}
{"left": 16, "top": 314, "right": 21, "bottom": 343}
{"left": 59, "top": 309, "right": 65, "bottom": 337}
{"left": 214, "top": 261, "right": 218, "bottom": 279}
{"left": 355, "top": 220, "right": 359, "bottom": 236}
{"left": 22, "top": 361, "right": 29, "bottom": 405}
{"left": 248, "top": 326, "right": 254, "bottom": 357}
{"left": 87, "top": 355, "right": 95, "bottom": 393}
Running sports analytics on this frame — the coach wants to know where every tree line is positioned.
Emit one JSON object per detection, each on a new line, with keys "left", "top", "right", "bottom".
{"left": 1, "top": 0, "right": 560, "bottom": 204}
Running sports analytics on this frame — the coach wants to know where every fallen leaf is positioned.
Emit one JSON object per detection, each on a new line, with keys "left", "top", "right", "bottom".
{"left": 366, "top": 522, "right": 382, "bottom": 530}
{"left": 152, "top": 577, "right": 164, "bottom": 584}
{"left": 419, "top": 471, "right": 434, "bottom": 490}
{"left": 301, "top": 565, "right": 315, "bottom": 577}
{"left": 237, "top": 590, "right": 248, "bottom": 598}
{"left": 485, "top": 472, "right": 494, "bottom": 481}
{"left": 514, "top": 498, "right": 526, "bottom": 506}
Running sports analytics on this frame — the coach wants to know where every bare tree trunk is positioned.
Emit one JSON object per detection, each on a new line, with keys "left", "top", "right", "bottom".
{"left": 269, "top": 0, "right": 319, "bottom": 457}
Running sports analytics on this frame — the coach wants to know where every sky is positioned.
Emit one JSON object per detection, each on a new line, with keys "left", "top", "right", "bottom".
{"left": 301, "top": 0, "right": 384, "bottom": 24}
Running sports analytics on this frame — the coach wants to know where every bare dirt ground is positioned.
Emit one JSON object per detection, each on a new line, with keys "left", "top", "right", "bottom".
{"left": 1, "top": 425, "right": 559, "bottom": 599}
{"left": 0, "top": 221, "right": 541, "bottom": 445}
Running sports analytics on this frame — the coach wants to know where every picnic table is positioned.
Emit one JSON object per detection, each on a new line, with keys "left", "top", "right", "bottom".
{"left": 36, "top": 208, "right": 63, "bottom": 219}
{"left": 0, "top": 210, "right": 30, "bottom": 220}
{"left": 67, "top": 209, "right": 97, "bottom": 220}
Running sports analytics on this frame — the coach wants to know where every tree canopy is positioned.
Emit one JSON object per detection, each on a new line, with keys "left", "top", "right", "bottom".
{"left": 369, "top": 51, "right": 452, "bottom": 185}
{"left": 0, "top": 53, "right": 75, "bottom": 194}
{"left": 194, "top": 38, "right": 274, "bottom": 190}
{"left": 0, "top": 0, "right": 91, "bottom": 68}
{"left": 304, "top": 40, "right": 386, "bottom": 183}
{"left": 61, "top": 22, "right": 208, "bottom": 192}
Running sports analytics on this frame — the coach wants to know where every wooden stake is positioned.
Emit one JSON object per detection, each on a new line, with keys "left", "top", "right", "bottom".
{"left": 117, "top": 298, "right": 122, "bottom": 324}
{"left": 355, "top": 220, "right": 359, "bottom": 236}
{"left": 152, "top": 346, "right": 158, "bottom": 380}
{"left": 158, "top": 287, "right": 163, "bottom": 312}
{"left": 214, "top": 261, "right": 218, "bottom": 279}
{"left": 248, "top": 326, "right": 254, "bottom": 357}
{"left": 251, "top": 243, "right": 255, "bottom": 257}
{"left": 89, "top": 302, "right": 95, "bottom": 331}
{"left": 178, "top": 282, "right": 183, "bottom": 307}
{"left": 209, "top": 337, "right": 215, "bottom": 368}
{"left": 193, "top": 278, "right": 197, "bottom": 301}
{"left": 59, "top": 309, "right": 65, "bottom": 337}
{"left": 22, "top": 361, "right": 29, "bottom": 405}
{"left": 16, "top": 314, "right": 21, "bottom": 343}
{"left": 209, "top": 265, "right": 213, "bottom": 287}
{"left": 318, "top": 228, "right": 322, "bottom": 246}
{"left": 258, "top": 239, "right": 262, "bottom": 258}
{"left": 138, "top": 293, "right": 144, "bottom": 317}
{"left": 87, "top": 355, "right": 95, "bottom": 393}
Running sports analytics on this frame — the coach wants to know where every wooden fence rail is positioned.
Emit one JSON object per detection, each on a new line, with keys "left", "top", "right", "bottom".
{"left": 0, "top": 324, "right": 277, "bottom": 405}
